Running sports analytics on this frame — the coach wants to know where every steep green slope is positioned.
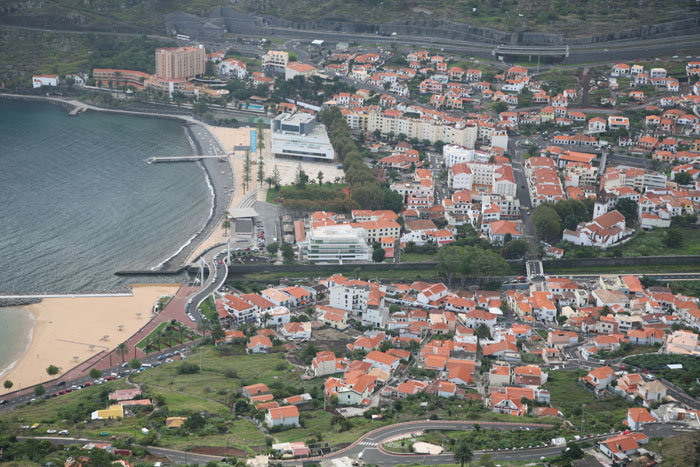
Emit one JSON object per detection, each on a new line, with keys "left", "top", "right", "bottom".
{"left": 241, "top": 0, "right": 697, "bottom": 36}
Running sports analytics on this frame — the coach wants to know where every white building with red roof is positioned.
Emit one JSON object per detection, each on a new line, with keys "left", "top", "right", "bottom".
{"left": 265, "top": 405, "right": 300, "bottom": 428}
{"left": 563, "top": 210, "right": 633, "bottom": 247}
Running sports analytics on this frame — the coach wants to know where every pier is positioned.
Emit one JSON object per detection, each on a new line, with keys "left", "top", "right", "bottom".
{"left": 146, "top": 155, "right": 227, "bottom": 164}
{"left": 68, "top": 105, "right": 88, "bottom": 116}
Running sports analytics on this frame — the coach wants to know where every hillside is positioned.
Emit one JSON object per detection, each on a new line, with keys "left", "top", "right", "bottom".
{"left": 0, "top": 0, "right": 697, "bottom": 38}
{"left": 238, "top": 0, "right": 697, "bottom": 37}
{"left": 0, "top": 0, "right": 228, "bottom": 33}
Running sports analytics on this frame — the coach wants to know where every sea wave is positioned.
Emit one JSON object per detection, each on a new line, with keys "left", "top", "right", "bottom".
{"left": 0, "top": 308, "right": 35, "bottom": 381}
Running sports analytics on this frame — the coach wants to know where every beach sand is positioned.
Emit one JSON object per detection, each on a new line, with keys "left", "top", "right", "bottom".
{"left": 0, "top": 284, "right": 179, "bottom": 393}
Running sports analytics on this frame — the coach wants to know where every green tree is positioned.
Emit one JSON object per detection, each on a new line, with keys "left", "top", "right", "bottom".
{"left": 272, "top": 165, "right": 281, "bottom": 189}
{"left": 117, "top": 342, "right": 127, "bottom": 363}
{"left": 300, "top": 343, "right": 320, "bottom": 364}
{"left": 197, "top": 320, "right": 210, "bottom": 339}
{"left": 205, "top": 60, "right": 216, "bottom": 76}
{"left": 382, "top": 187, "right": 403, "bottom": 212}
{"left": 317, "top": 170, "right": 324, "bottom": 185}
{"left": 243, "top": 150, "right": 252, "bottom": 192}
{"left": 211, "top": 325, "right": 225, "bottom": 341}
{"left": 257, "top": 156, "right": 265, "bottom": 188}
{"left": 294, "top": 164, "right": 309, "bottom": 189}
{"left": 674, "top": 171, "right": 693, "bottom": 186}
{"left": 34, "top": 384, "right": 46, "bottom": 397}
{"left": 613, "top": 198, "right": 639, "bottom": 227}
{"left": 454, "top": 438, "right": 473, "bottom": 467}
{"left": 665, "top": 228, "right": 683, "bottom": 248}
{"left": 351, "top": 182, "right": 384, "bottom": 210}
{"left": 130, "top": 358, "right": 142, "bottom": 369}
{"left": 475, "top": 323, "right": 492, "bottom": 340}
{"left": 192, "top": 100, "right": 209, "bottom": 115}
{"left": 89, "top": 368, "right": 102, "bottom": 379}
{"left": 266, "top": 243, "right": 279, "bottom": 255}
{"left": 46, "top": 365, "right": 59, "bottom": 376}
{"left": 372, "top": 247, "right": 386, "bottom": 262}
{"left": 501, "top": 239, "right": 528, "bottom": 259}
{"left": 281, "top": 242, "right": 295, "bottom": 262}
{"left": 493, "top": 101, "right": 507, "bottom": 113}
{"left": 184, "top": 413, "right": 207, "bottom": 432}
{"left": 532, "top": 204, "right": 562, "bottom": 242}
{"left": 3, "top": 380, "right": 13, "bottom": 390}
{"left": 474, "top": 249, "right": 510, "bottom": 282}
{"left": 437, "top": 245, "right": 468, "bottom": 285}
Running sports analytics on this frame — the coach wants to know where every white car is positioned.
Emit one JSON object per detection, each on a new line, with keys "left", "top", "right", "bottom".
{"left": 59, "top": 430, "right": 69, "bottom": 435}
{"left": 46, "top": 429, "right": 57, "bottom": 434}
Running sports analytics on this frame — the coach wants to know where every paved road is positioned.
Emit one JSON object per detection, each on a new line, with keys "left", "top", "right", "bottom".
{"left": 185, "top": 247, "right": 229, "bottom": 322}
{"left": 18, "top": 421, "right": 685, "bottom": 465}
{"left": 239, "top": 24, "right": 700, "bottom": 66}
{"left": 508, "top": 136, "right": 537, "bottom": 258}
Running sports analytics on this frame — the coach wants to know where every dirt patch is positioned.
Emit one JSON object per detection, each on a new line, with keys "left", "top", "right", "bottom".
{"left": 191, "top": 446, "right": 247, "bottom": 456}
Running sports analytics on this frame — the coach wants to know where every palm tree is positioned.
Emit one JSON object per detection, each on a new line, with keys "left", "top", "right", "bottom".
{"left": 197, "top": 320, "right": 210, "bottom": 340}
{"left": 454, "top": 439, "right": 473, "bottom": 467}
{"left": 117, "top": 343, "right": 127, "bottom": 363}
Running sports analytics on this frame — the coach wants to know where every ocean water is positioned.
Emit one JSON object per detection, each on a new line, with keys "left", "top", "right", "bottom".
{"left": 0, "top": 100, "right": 211, "bottom": 294}
{"left": 0, "top": 307, "right": 34, "bottom": 383}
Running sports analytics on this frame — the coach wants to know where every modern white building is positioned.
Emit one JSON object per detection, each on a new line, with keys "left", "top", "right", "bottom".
{"left": 262, "top": 50, "right": 289, "bottom": 71}
{"left": 443, "top": 145, "right": 490, "bottom": 168}
{"left": 301, "top": 224, "right": 370, "bottom": 263}
{"left": 271, "top": 113, "right": 335, "bottom": 161}
{"left": 329, "top": 282, "right": 370, "bottom": 314}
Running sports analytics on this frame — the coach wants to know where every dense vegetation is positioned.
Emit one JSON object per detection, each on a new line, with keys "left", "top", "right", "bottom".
{"left": 319, "top": 107, "right": 403, "bottom": 211}
{"left": 278, "top": 183, "right": 359, "bottom": 212}
{"left": 0, "top": 0, "right": 228, "bottom": 33}
{"left": 532, "top": 199, "right": 594, "bottom": 243}
{"left": 236, "top": 0, "right": 693, "bottom": 36}
{"left": 437, "top": 244, "right": 511, "bottom": 285}
{"left": 625, "top": 354, "right": 700, "bottom": 397}
{"left": 0, "top": 28, "right": 173, "bottom": 86}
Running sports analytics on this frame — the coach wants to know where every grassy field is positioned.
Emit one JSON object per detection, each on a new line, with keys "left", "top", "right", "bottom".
{"left": 562, "top": 227, "right": 700, "bottom": 259}
{"left": 400, "top": 252, "right": 439, "bottom": 263}
{"left": 198, "top": 296, "right": 217, "bottom": 322}
{"left": 0, "top": 380, "right": 131, "bottom": 432}
{"left": 544, "top": 370, "right": 633, "bottom": 433}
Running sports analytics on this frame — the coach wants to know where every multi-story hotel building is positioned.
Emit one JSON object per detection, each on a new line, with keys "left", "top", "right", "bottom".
{"left": 155, "top": 45, "right": 206, "bottom": 80}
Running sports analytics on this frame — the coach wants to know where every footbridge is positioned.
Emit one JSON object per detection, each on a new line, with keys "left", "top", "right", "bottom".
{"left": 493, "top": 44, "right": 569, "bottom": 60}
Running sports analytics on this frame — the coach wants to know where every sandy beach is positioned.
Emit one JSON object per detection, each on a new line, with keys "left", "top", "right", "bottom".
{"left": 0, "top": 284, "right": 179, "bottom": 393}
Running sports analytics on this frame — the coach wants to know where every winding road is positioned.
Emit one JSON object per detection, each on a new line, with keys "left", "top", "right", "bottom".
{"left": 19, "top": 420, "right": 685, "bottom": 465}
